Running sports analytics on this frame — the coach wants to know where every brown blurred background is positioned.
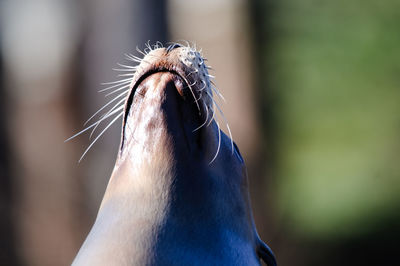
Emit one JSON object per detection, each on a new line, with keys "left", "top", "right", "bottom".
{"left": 0, "top": 0, "right": 399, "bottom": 265}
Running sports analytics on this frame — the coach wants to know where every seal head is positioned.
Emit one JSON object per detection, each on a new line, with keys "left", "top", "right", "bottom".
{"left": 73, "top": 44, "right": 276, "bottom": 266}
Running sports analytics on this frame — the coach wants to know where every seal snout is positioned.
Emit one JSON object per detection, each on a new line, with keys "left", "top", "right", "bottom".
{"left": 120, "top": 45, "right": 221, "bottom": 158}
{"left": 72, "top": 42, "right": 277, "bottom": 266}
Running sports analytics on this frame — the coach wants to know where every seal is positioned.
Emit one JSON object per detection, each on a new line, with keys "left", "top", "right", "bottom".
{"left": 72, "top": 43, "right": 276, "bottom": 266}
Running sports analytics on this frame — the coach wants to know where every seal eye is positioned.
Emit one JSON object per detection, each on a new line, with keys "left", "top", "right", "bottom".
{"left": 166, "top": 43, "right": 182, "bottom": 53}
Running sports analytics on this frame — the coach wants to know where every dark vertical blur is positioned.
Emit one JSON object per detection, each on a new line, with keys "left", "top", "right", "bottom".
{"left": 248, "top": 0, "right": 279, "bottom": 242}
{"left": 0, "top": 26, "right": 20, "bottom": 266}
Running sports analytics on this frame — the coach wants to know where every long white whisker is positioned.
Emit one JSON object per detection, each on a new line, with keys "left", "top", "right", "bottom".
{"left": 207, "top": 91, "right": 234, "bottom": 154}
{"left": 186, "top": 82, "right": 200, "bottom": 112}
{"left": 105, "top": 84, "right": 130, "bottom": 97}
{"left": 124, "top": 57, "right": 141, "bottom": 63}
{"left": 199, "top": 80, "right": 207, "bottom": 92}
{"left": 155, "top": 41, "right": 164, "bottom": 48}
{"left": 65, "top": 107, "right": 122, "bottom": 143}
{"left": 207, "top": 106, "right": 215, "bottom": 127}
{"left": 187, "top": 69, "right": 198, "bottom": 77}
{"left": 79, "top": 113, "right": 123, "bottom": 162}
{"left": 117, "top": 73, "right": 135, "bottom": 77}
{"left": 101, "top": 77, "right": 132, "bottom": 85}
{"left": 127, "top": 53, "right": 142, "bottom": 60}
{"left": 128, "top": 53, "right": 143, "bottom": 61}
{"left": 210, "top": 85, "right": 226, "bottom": 102}
{"left": 112, "top": 68, "right": 136, "bottom": 72}
{"left": 65, "top": 123, "right": 98, "bottom": 142}
{"left": 84, "top": 90, "right": 128, "bottom": 125}
{"left": 136, "top": 46, "right": 147, "bottom": 57}
{"left": 124, "top": 53, "right": 142, "bottom": 63}
{"left": 99, "top": 80, "right": 130, "bottom": 92}
{"left": 209, "top": 121, "right": 221, "bottom": 165}
{"left": 188, "top": 80, "right": 200, "bottom": 106}
{"left": 194, "top": 92, "right": 202, "bottom": 102}
{"left": 174, "top": 39, "right": 190, "bottom": 48}
{"left": 193, "top": 104, "right": 209, "bottom": 132}
{"left": 89, "top": 105, "right": 124, "bottom": 138}
{"left": 145, "top": 41, "right": 152, "bottom": 52}
{"left": 116, "top": 63, "right": 137, "bottom": 69}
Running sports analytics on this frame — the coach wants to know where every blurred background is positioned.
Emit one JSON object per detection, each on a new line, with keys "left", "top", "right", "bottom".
{"left": 0, "top": 0, "right": 399, "bottom": 265}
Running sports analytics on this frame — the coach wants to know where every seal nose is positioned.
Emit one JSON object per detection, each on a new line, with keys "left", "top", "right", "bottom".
{"left": 166, "top": 43, "right": 182, "bottom": 53}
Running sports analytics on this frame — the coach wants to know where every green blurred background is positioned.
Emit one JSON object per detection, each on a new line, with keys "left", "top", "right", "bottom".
{"left": 0, "top": 0, "right": 399, "bottom": 265}
{"left": 251, "top": 1, "right": 400, "bottom": 265}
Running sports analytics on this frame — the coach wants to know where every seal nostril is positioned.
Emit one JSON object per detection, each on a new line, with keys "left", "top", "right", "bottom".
{"left": 135, "top": 87, "right": 147, "bottom": 99}
{"left": 166, "top": 43, "right": 183, "bottom": 53}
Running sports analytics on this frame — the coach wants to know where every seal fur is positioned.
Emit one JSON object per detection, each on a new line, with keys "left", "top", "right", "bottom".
{"left": 72, "top": 43, "right": 276, "bottom": 266}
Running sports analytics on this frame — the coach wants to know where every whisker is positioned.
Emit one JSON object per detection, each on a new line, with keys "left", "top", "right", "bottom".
{"left": 209, "top": 121, "right": 221, "bottom": 165}
{"left": 117, "top": 73, "right": 135, "bottom": 77}
{"left": 199, "top": 80, "right": 207, "bottom": 92}
{"left": 194, "top": 92, "right": 202, "bottom": 102}
{"left": 155, "top": 41, "right": 164, "bottom": 48}
{"left": 127, "top": 53, "right": 142, "bottom": 61}
{"left": 187, "top": 69, "right": 198, "bottom": 77}
{"left": 193, "top": 104, "right": 209, "bottom": 132}
{"left": 101, "top": 77, "right": 132, "bottom": 85}
{"left": 79, "top": 112, "right": 123, "bottom": 162}
{"left": 112, "top": 68, "right": 136, "bottom": 72}
{"left": 99, "top": 82, "right": 130, "bottom": 92}
{"left": 144, "top": 41, "right": 152, "bottom": 53}
{"left": 210, "top": 85, "right": 226, "bottom": 102}
{"left": 65, "top": 123, "right": 98, "bottom": 142}
{"left": 207, "top": 91, "right": 234, "bottom": 154}
{"left": 65, "top": 107, "right": 122, "bottom": 143}
{"left": 116, "top": 63, "right": 137, "bottom": 69}
{"left": 98, "top": 81, "right": 130, "bottom": 93}
{"left": 84, "top": 90, "right": 128, "bottom": 125}
{"left": 89, "top": 105, "right": 124, "bottom": 139}
{"left": 183, "top": 40, "right": 191, "bottom": 48}
{"left": 105, "top": 84, "right": 130, "bottom": 97}
{"left": 186, "top": 81, "right": 201, "bottom": 112}
{"left": 136, "top": 46, "right": 147, "bottom": 57}
{"left": 124, "top": 53, "right": 142, "bottom": 63}
{"left": 207, "top": 106, "right": 215, "bottom": 127}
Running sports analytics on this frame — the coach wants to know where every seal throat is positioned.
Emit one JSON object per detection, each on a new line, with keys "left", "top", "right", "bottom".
{"left": 67, "top": 42, "right": 233, "bottom": 164}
